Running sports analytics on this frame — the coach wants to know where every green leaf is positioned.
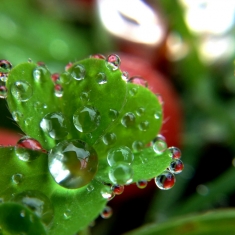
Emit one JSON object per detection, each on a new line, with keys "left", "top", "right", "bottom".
{"left": 0, "top": 147, "right": 107, "bottom": 235}
{"left": 0, "top": 202, "right": 47, "bottom": 235}
{"left": 124, "top": 209, "right": 235, "bottom": 235}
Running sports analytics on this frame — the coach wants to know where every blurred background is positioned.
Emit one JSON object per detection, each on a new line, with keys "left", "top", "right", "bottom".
{"left": 1, "top": 0, "right": 235, "bottom": 234}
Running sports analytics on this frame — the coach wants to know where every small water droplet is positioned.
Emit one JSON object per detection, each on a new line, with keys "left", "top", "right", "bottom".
{"left": 87, "top": 184, "right": 94, "bottom": 192}
{"left": 100, "top": 206, "right": 112, "bottom": 219}
{"left": 152, "top": 134, "right": 166, "bottom": 144}
{"left": 0, "top": 73, "right": 8, "bottom": 82}
{"left": 109, "top": 109, "right": 119, "bottom": 121}
{"left": 20, "top": 210, "right": 26, "bottom": 218}
{"left": 12, "top": 173, "right": 23, "bottom": 184}
{"left": 169, "top": 159, "right": 184, "bottom": 174}
{"left": 121, "top": 112, "right": 136, "bottom": 127}
{"left": 156, "top": 94, "right": 164, "bottom": 105}
{"left": 12, "top": 190, "right": 54, "bottom": 227}
{"left": 136, "top": 180, "right": 148, "bottom": 189}
{"left": 11, "top": 81, "right": 33, "bottom": 102}
{"left": 136, "top": 107, "right": 145, "bottom": 116}
{"left": 121, "top": 71, "right": 129, "bottom": 81}
{"left": 64, "top": 209, "right": 71, "bottom": 220}
{"left": 40, "top": 112, "right": 68, "bottom": 139}
{"left": 80, "top": 92, "right": 89, "bottom": 103}
{"left": 59, "top": 71, "right": 72, "bottom": 84}
{"left": 102, "top": 132, "right": 117, "bottom": 146}
{"left": 106, "top": 54, "right": 121, "bottom": 71}
{"left": 51, "top": 73, "right": 60, "bottom": 83}
{"left": 33, "top": 66, "right": 48, "bottom": 82}
{"left": 48, "top": 139, "right": 98, "bottom": 189}
{"left": 154, "top": 110, "right": 162, "bottom": 119}
{"left": 73, "top": 106, "right": 100, "bottom": 133}
{"left": 138, "top": 121, "right": 149, "bottom": 131}
{"left": 107, "top": 146, "right": 134, "bottom": 166}
{"left": 109, "top": 163, "right": 133, "bottom": 185}
{"left": 24, "top": 117, "right": 32, "bottom": 126}
{"left": 168, "top": 146, "right": 181, "bottom": 159}
{"left": 12, "top": 111, "right": 23, "bottom": 122}
{"left": 111, "top": 184, "right": 124, "bottom": 195}
{"left": 54, "top": 84, "right": 63, "bottom": 97}
{"left": 97, "top": 72, "right": 107, "bottom": 84}
{"left": 132, "top": 141, "right": 144, "bottom": 152}
{"left": 152, "top": 139, "right": 167, "bottom": 155}
{"left": 65, "top": 62, "right": 73, "bottom": 71}
{"left": 128, "top": 76, "right": 148, "bottom": 87}
{"left": 0, "top": 85, "right": 7, "bottom": 98}
{"left": 155, "top": 171, "right": 176, "bottom": 190}
{"left": 70, "top": 64, "right": 85, "bottom": 80}
{"left": 90, "top": 54, "right": 106, "bottom": 60}
{"left": 0, "top": 60, "right": 12, "bottom": 72}
{"left": 101, "top": 185, "right": 115, "bottom": 200}
{"left": 129, "top": 87, "right": 138, "bottom": 96}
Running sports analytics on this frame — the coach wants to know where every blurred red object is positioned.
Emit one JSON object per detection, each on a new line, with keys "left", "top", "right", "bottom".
{"left": 0, "top": 128, "right": 21, "bottom": 146}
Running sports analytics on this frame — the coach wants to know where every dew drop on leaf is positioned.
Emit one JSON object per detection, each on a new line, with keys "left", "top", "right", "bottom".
{"left": 138, "top": 121, "right": 149, "bottom": 131}
{"left": 101, "top": 185, "right": 115, "bottom": 200}
{"left": 70, "top": 64, "right": 85, "bottom": 81}
{"left": 106, "top": 54, "right": 121, "bottom": 71}
{"left": 97, "top": 72, "right": 107, "bottom": 85}
{"left": 136, "top": 107, "right": 145, "bottom": 116}
{"left": 0, "top": 59, "right": 12, "bottom": 71}
{"left": 129, "top": 87, "right": 138, "bottom": 96}
{"left": 102, "top": 132, "right": 117, "bottom": 146}
{"left": 169, "top": 159, "right": 184, "bottom": 174}
{"left": 132, "top": 140, "right": 144, "bottom": 152}
{"left": 109, "top": 109, "right": 119, "bottom": 121}
{"left": 54, "top": 84, "right": 63, "bottom": 97}
{"left": 152, "top": 138, "right": 167, "bottom": 155}
{"left": 51, "top": 73, "right": 60, "bottom": 83}
{"left": 40, "top": 112, "right": 68, "bottom": 139}
{"left": 11, "top": 81, "right": 33, "bottom": 102}
{"left": 136, "top": 180, "right": 148, "bottom": 189}
{"left": 59, "top": 71, "right": 72, "bottom": 84}
{"left": 155, "top": 171, "right": 176, "bottom": 190}
{"left": 128, "top": 76, "right": 148, "bottom": 87}
{"left": 107, "top": 146, "right": 134, "bottom": 166}
{"left": 73, "top": 106, "right": 100, "bottom": 133}
{"left": 33, "top": 66, "right": 48, "bottom": 82}
{"left": 63, "top": 209, "right": 71, "bottom": 220}
{"left": 121, "top": 71, "right": 129, "bottom": 81}
{"left": 111, "top": 184, "right": 124, "bottom": 195}
{"left": 12, "top": 111, "right": 23, "bottom": 122}
{"left": 48, "top": 139, "right": 98, "bottom": 189}
{"left": 100, "top": 206, "right": 113, "bottom": 219}
{"left": 80, "top": 92, "right": 89, "bottom": 103}
{"left": 168, "top": 146, "right": 181, "bottom": 159}
{"left": 12, "top": 173, "right": 23, "bottom": 184}
{"left": 121, "top": 112, "right": 136, "bottom": 127}
{"left": 0, "top": 85, "right": 7, "bottom": 99}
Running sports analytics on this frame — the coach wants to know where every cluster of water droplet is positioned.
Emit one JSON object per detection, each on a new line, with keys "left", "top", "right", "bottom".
{"left": 0, "top": 60, "right": 12, "bottom": 99}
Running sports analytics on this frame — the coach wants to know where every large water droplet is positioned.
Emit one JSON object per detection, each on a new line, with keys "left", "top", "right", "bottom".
{"left": 12, "top": 173, "right": 23, "bottom": 184}
{"left": 102, "top": 132, "right": 117, "bottom": 146}
{"left": 109, "top": 109, "right": 119, "bottom": 121}
{"left": 152, "top": 138, "right": 167, "bottom": 155}
{"left": 11, "top": 81, "right": 33, "bottom": 102}
{"left": 168, "top": 146, "right": 181, "bottom": 159}
{"left": 107, "top": 146, "right": 134, "bottom": 166}
{"left": 106, "top": 54, "right": 121, "bottom": 71}
{"left": 128, "top": 76, "right": 148, "bottom": 87}
{"left": 73, "top": 106, "right": 100, "bottom": 133}
{"left": 48, "top": 139, "right": 98, "bottom": 189}
{"left": 12, "top": 190, "right": 54, "bottom": 227}
{"left": 109, "top": 163, "right": 133, "bottom": 185}
{"left": 97, "top": 72, "right": 107, "bottom": 85}
{"left": 100, "top": 206, "right": 113, "bottom": 219}
{"left": 40, "top": 112, "right": 68, "bottom": 139}
{"left": 101, "top": 185, "right": 115, "bottom": 200}
{"left": 169, "top": 159, "right": 184, "bottom": 174}
{"left": 0, "top": 86, "right": 7, "bottom": 99}
{"left": 54, "top": 84, "right": 63, "bottom": 97}
{"left": 33, "top": 66, "right": 48, "bottom": 82}
{"left": 136, "top": 180, "right": 148, "bottom": 189}
{"left": 121, "top": 112, "right": 136, "bottom": 127}
{"left": 70, "top": 64, "right": 85, "bottom": 81}
{"left": 155, "top": 171, "right": 176, "bottom": 190}
{"left": 64, "top": 209, "right": 71, "bottom": 220}
{"left": 0, "top": 60, "right": 12, "bottom": 72}
{"left": 111, "top": 184, "right": 124, "bottom": 195}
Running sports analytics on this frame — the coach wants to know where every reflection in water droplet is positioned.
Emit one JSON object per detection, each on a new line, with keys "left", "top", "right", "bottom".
{"left": 0, "top": 86, "right": 7, "bottom": 99}
{"left": 109, "top": 163, "right": 133, "bottom": 185}
{"left": 102, "top": 133, "right": 117, "bottom": 146}
{"left": 51, "top": 73, "right": 60, "bottom": 83}
{"left": 0, "top": 60, "right": 12, "bottom": 72}
{"left": 97, "top": 72, "right": 107, "bottom": 84}
{"left": 155, "top": 171, "right": 176, "bottom": 190}
{"left": 70, "top": 64, "right": 85, "bottom": 81}
{"left": 168, "top": 146, "right": 181, "bottom": 159}
{"left": 12, "top": 190, "right": 54, "bottom": 227}
{"left": 101, "top": 185, "right": 115, "bottom": 200}
{"left": 12, "top": 173, "right": 23, "bottom": 184}
{"left": 100, "top": 206, "right": 113, "bottom": 219}
{"left": 154, "top": 110, "right": 162, "bottom": 119}
{"left": 65, "top": 62, "right": 73, "bottom": 71}
{"left": 33, "top": 66, "right": 48, "bottom": 82}
{"left": 106, "top": 54, "right": 121, "bottom": 71}
{"left": 111, "top": 184, "right": 124, "bottom": 195}
{"left": 73, "top": 106, "right": 100, "bottom": 133}
{"left": 121, "top": 112, "right": 136, "bottom": 127}
{"left": 128, "top": 76, "right": 148, "bottom": 87}
{"left": 11, "top": 81, "right": 33, "bottom": 102}
{"left": 48, "top": 139, "right": 98, "bottom": 189}
{"left": 136, "top": 180, "right": 148, "bottom": 189}
{"left": 107, "top": 146, "right": 134, "bottom": 166}
{"left": 40, "top": 112, "right": 68, "bottom": 139}
{"left": 109, "top": 109, "right": 119, "bottom": 121}
{"left": 132, "top": 141, "right": 144, "bottom": 152}
{"left": 54, "top": 84, "right": 63, "bottom": 97}
{"left": 169, "top": 159, "right": 184, "bottom": 174}
{"left": 90, "top": 54, "right": 106, "bottom": 60}
{"left": 12, "top": 111, "right": 23, "bottom": 122}
{"left": 24, "top": 117, "right": 32, "bottom": 126}
{"left": 156, "top": 94, "right": 164, "bottom": 105}
{"left": 152, "top": 139, "right": 167, "bottom": 155}
{"left": 121, "top": 71, "right": 129, "bottom": 81}
{"left": 138, "top": 121, "right": 149, "bottom": 131}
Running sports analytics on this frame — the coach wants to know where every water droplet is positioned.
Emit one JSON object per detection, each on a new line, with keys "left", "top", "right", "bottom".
{"left": 87, "top": 184, "right": 94, "bottom": 192}
{"left": 155, "top": 171, "right": 176, "bottom": 190}
{"left": 90, "top": 54, "right": 106, "bottom": 60}
{"left": 70, "top": 64, "right": 85, "bottom": 80}
{"left": 106, "top": 54, "right": 121, "bottom": 71}
{"left": 102, "top": 132, "right": 117, "bottom": 146}
{"left": 136, "top": 180, "right": 148, "bottom": 189}
{"left": 40, "top": 112, "right": 68, "bottom": 139}
{"left": 136, "top": 107, "right": 145, "bottom": 116}
{"left": 100, "top": 206, "right": 112, "bottom": 219}
{"left": 12, "top": 173, "right": 23, "bottom": 184}
{"left": 107, "top": 146, "right": 134, "bottom": 166}
{"left": 11, "top": 81, "right": 33, "bottom": 102}
{"left": 138, "top": 121, "right": 149, "bottom": 131}
{"left": 132, "top": 141, "right": 144, "bottom": 151}
{"left": 152, "top": 134, "right": 166, "bottom": 143}
{"left": 111, "top": 184, "right": 124, "bottom": 195}
{"left": 101, "top": 185, "right": 115, "bottom": 200}
{"left": 153, "top": 139, "right": 167, "bottom": 155}
{"left": 121, "top": 112, "right": 136, "bottom": 127}
{"left": 154, "top": 110, "right": 162, "bottom": 119}
{"left": 121, "top": 71, "right": 129, "bottom": 81}
{"left": 80, "top": 91, "right": 89, "bottom": 103}
{"left": 65, "top": 62, "right": 73, "bottom": 71}
{"left": 12, "top": 111, "right": 23, "bottom": 122}
{"left": 168, "top": 146, "right": 181, "bottom": 159}
{"left": 73, "top": 106, "right": 100, "bottom": 133}
{"left": 97, "top": 72, "right": 107, "bottom": 84}
{"left": 48, "top": 139, "right": 98, "bottom": 189}
{"left": 109, "top": 163, "right": 133, "bottom": 185}
{"left": 129, "top": 87, "right": 138, "bottom": 96}
{"left": 0, "top": 59, "right": 12, "bottom": 72}
{"left": 64, "top": 209, "right": 71, "bottom": 220}
{"left": 0, "top": 86, "right": 7, "bottom": 98}
{"left": 12, "top": 190, "right": 54, "bottom": 227}
{"left": 128, "top": 76, "right": 148, "bottom": 87}
{"left": 24, "top": 117, "right": 32, "bottom": 126}
{"left": 109, "top": 109, "right": 119, "bottom": 121}
{"left": 20, "top": 210, "right": 26, "bottom": 218}
{"left": 156, "top": 94, "right": 164, "bottom": 105}
{"left": 169, "top": 159, "right": 184, "bottom": 174}
{"left": 37, "top": 61, "right": 46, "bottom": 67}
{"left": 0, "top": 73, "right": 8, "bottom": 82}
{"left": 51, "top": 73, "right": 60, "bottom": 83}
{"left": 59, "top": 71, "right": 72, "bottom": 84}
{"left": 54, "top": 84, "right": 63, "bottom": 97}
{"left": 33, "top": 66, "right": 48, "bottom": 82}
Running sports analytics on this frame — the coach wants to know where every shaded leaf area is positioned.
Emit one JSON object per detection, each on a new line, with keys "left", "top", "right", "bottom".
{"left": 96, "top": 148, "right": 171, "bottom": 184}
{"left": 0, "top": 147, "right": 107, "bottom": 235}
{"left": 0, "top": 202, "right": 47, "bottom": 235}
{"left": 124, "top": 209, "right": 235, "bottom": 235}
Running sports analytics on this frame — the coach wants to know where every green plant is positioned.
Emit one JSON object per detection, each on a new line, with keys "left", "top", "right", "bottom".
{"left": 0, "top": 55, "right": 182, "bottom": 235}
